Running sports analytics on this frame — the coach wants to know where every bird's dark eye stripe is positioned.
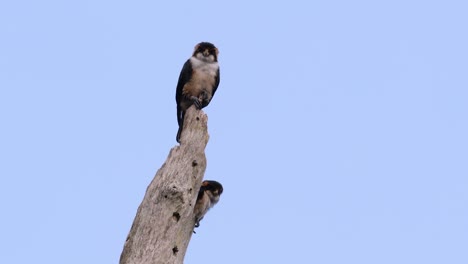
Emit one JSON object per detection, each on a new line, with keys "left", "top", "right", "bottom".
{"left": 198, "top": 49, "right": 214, "bottom": 54}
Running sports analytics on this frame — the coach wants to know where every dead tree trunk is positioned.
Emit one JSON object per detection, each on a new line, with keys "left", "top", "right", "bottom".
{"left": 120, "top": 106, "right": 209, "bottom": 264}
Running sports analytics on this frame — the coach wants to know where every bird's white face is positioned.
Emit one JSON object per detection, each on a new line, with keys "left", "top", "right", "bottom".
{"left": 206, "top": 190, "right": 220, "bottom": 205}
{"left": 195, "top": 51, "right": 216, "bottom": 63}
{"left": 192, "top": 43, "right": 218, "bottom": 63}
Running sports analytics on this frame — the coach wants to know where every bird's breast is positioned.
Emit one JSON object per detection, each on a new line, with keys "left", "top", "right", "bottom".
{"left": 185, "top": 58, "right": 218, "bottom": 94}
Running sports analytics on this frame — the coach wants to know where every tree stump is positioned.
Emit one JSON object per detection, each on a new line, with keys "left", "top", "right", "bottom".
{"left": 120, "top": 106, "right": 209, "bottom": 264}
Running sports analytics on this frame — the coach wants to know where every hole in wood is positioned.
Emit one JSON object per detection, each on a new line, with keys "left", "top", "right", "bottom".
{"left": 192, "top": 160, "right": 198, "bottom": 167}
{"left": 172, "top": 212, "right": 180, "bottom": 222}
{"left": 172, "top": 246, "right": 179, "bottom": 255}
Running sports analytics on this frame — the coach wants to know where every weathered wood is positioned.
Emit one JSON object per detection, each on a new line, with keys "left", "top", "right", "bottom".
{"left": 120, "top": 106, "right": 209, "bottom": 264}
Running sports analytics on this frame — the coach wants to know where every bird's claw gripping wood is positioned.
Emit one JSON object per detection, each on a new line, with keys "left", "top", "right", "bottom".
{"left": 190, "top": 96, "right": 203, "bottom": 109}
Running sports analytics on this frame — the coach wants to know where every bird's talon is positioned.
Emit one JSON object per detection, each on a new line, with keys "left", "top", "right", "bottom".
{"left": 190, "top": 96, "right": 202, "bottom": 109}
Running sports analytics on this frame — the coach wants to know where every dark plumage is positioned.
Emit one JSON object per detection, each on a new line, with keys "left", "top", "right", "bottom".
{"left": 175, "top": 42, "right": 220, "bottom": 143}
{"left": 193, "top": 180, "right": 223, "bottom": 229}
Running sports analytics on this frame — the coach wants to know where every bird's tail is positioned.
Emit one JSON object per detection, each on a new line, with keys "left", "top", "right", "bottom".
{"left": 176, "top": 125, "right": 182, "bottom": 143}
{"left": 176, "top": 106, "right": 183, "bottom": 143}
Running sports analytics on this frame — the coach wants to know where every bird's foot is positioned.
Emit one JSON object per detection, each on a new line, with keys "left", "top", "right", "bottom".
{"left": 190, "top": 96, "right": 203, "bottom": 109}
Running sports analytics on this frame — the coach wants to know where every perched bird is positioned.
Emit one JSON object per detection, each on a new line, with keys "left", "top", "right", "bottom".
{"left": 193, "top": 180, "right": 223, "bottom": 229}
{"left": 175, "top": 42, "right": 220, "bottom": 143}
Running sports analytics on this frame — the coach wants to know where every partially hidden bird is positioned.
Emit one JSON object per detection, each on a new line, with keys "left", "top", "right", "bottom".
{"left": 193, "top": 180, "right": 223, "bottom": 230}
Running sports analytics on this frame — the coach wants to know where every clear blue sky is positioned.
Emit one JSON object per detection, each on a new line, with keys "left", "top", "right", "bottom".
{"left": 1, "top": 1, "right": 467, "bottom": 263}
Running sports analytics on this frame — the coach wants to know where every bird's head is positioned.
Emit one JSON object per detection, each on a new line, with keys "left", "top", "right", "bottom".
{"left": 201, "top": 180, "right": 223, "bottom": 204}
{"left": 192, "top": 42, "right": 219, "bottom": 62}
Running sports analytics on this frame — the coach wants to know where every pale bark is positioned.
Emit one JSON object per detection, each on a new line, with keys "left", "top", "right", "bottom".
{"left": 120, "top": 106, "right": 209, "bottom": 264}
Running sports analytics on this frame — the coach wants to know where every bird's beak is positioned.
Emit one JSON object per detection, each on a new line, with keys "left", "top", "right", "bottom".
{"left": 203, "top": 50, "right": 210, "bottom": 56}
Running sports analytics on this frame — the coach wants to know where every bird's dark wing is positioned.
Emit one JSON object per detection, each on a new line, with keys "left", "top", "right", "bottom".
{"left": 176, "top": 59, "right": 193, "bottom": 127}
{"left": 175, "top": 59, "right": 193, "bottom": 103}
{"left": 196, "top": 185, "right": 206, "bottom": 201}
{"left": 211, "top": 67, "right": 220, "bottom": 98}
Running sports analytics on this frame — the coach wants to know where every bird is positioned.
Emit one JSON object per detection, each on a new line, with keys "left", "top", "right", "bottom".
{"left": 175, "top": 42, "right": 220, "bottom": 143}
{"left": 193, "top": 180, "right": 223, "bottom": 229}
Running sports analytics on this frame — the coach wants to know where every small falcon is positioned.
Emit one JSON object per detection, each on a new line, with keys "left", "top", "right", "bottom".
{"left": 193, "top": 180, "right": 223, "bottom": 229}
{"left": 175, "top": 42, "right": 220, "bottom": 143}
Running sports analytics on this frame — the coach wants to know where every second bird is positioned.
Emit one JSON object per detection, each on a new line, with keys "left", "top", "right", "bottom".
{"left": 175, "top": 42, "right": 220, "bottom": 143}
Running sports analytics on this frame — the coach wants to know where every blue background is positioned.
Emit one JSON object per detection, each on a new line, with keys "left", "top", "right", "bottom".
{"left": 1, "top": 1, "right": 467, "bottom": 263}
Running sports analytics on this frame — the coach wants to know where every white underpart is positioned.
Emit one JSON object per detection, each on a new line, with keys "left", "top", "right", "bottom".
{"left": 206, "top": 191, "right": 219, "bottom": 209}
{"left": 190, "top": 56, "right": 219, "bottom": 79}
